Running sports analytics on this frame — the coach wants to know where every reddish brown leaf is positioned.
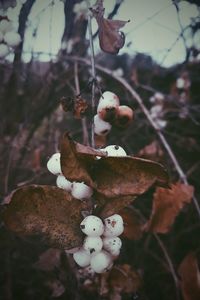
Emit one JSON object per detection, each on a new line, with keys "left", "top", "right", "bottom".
{"left": 138, "top": 140, "right": 164, "bottom": 162}
{"left": 120, "top": 208, "right": 143, "bottom": 240}
{"left": 90, "top": 0, "right": 129, "bottom": 54}
{"left": 74, "top": 97, "right": 88, "bottom": 119}
{"left": 178, "top": 253, "right": 200, "bottom": 300}
{"left": 3, "top": 185, "right": 90, "bottom": 249}
{"left": 94, "top": 133, "right": 107, "bottom": 148}
{"left": 33, "top": 248, "right": 62, "bottom": 271}
{"left": 108, "top": 264, "right": 142, "bottom": 294}
{"left": 46, "top": 279, "right": 65, "bottom": 298}
{"left": 144, "top": 183, "right": 194, "bottom": 233}
{"left": 93, "top": 156, "right": 169, "bottom": 198}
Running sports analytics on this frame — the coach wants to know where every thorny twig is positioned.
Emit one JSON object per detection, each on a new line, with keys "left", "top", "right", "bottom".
{"left": 74, "top": 62, "right": 89, "bottom": 145}
{"left": 63, "top": 55, "right": 200, "bottom": 218}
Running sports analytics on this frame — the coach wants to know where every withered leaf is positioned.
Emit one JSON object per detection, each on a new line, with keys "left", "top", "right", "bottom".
{"left": 3, "top": 185, "right": 89, "bottom": 249}
{"left": 108, "top": 264, "right": 142, "bottom": 294}
{"left": 95, "top": 193, "right": 135, "bottom": 219}
{"left": 60, "top": 132, "right": 106, "bottom": 187}
{"left": 74, "top": 97, "right": 88, "bottom": 119}
{"left": 33, "top": 248, "right": 62, "bottom": 271}
{"left": 178, "top": 253, "right": 200, "bottom": 300}
{"left": 120, "top": 207, "right": 144, "bottom": 240}
{"left": 138, "top": 140, "right": 164, "bottom": 162}
{"left": 144, "top": 183, "right": 194, "bottom": 233}
{"left": 90, "top": 0, "right": 129, "bottom": 54}
{"left": 93, "top": 156, "right": 169, "bottom": 198}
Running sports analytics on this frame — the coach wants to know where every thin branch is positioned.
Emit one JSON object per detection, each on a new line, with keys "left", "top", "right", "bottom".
{"left": 62, "top": 55, "right": 200, "bottom": 218}
{"left": 86, "top": 1, "right": 96, "bottom": 148}
{"left": 74, "top": 62, "right": 89, "bottom": 145}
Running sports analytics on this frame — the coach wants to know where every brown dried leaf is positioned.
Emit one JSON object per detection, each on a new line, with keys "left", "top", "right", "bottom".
{"left": 94, "top": 133, "right": 107, "bottom": 148}
{"left": 178, "top": 253, "right": 200, "bottom": 300}
{"left": 138, "top": 140, "right": 164, "bottom": 162}
{"left": 119, "top": 208, "right": 144, "bottom": 240}
{"left": 90, "top": 0, "right": 129, "bottom": 54}
{"left": 144, "top": 183, "right": 194, "bottom": 233}
{"left": 33, "top": 248, "right": 62, "bottom": 271}
{"left": 96, "top": 193, "right": 135, "bottom": 219}
{"left": 74, "top": 97, "right": 88, "bottom": 119}
{"left": 108, "top": 264, "right": 142, "bottom": 294}
{"left": 3, "top": 185, "right": 89, "bottom": 249}
{"left": 46, "top": 279, "right": 65, "bottom": 298}
{"left": 93, "top": 156, "right": 169, "bottom": 198}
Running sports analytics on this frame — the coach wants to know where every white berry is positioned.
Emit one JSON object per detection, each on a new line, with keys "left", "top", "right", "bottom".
{"left": 0, "top": 32, "right": 3, "bottom": 43}
{"left": 97, "top": 91, "right": 119, "bottom": 113}
{"left": 102, "top": 145, "right": 127, "bottom": 157}
{"left": 0, "top": 20, "right": 12, "bottom": 34}
{"left": 73, "top": 248, "right": 91, "bottom": 267}
{"left": 90, "top": 250, "right": 113, "bottom": 273}
{"left": 47, "top": 153, "right": 62, "bottom": 175}
{"left": 80, "top": 215, "right": 104, "bottom": 237}
{"left": 56, "top": 175, "right": 72, "bottom": 191}
{"left": 71, "top": 182, "right": 93, "bottom": 200}
{"left": 94, "top": 114, "right": 112, "bottom": 136}
{"left": 4, "top": 31, "right": 21, "bottom": 47}
{"left": 103, "top": 237, "right": 122, "bottom": 256}
{"left": 83, "top": 236, "right": 103, "bottom": 254}
{"left": 103, "top": 214, "right": 124, "bottom": 237}
{"left": 0, "top": 44, "right": 9, "bottom": 58}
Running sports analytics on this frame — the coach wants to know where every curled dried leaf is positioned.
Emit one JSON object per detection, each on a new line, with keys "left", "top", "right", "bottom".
{"left": 74, "top": 97, "right": 88, "bottom": 119}
{"left": 90, "top": 0, "right": 129, "bottom": 54}
{"left": 3, "top": 185, "right": 90, "bottom": 249}
{"left": 120, "top": 208, "right": 144, "bottom": 240}
{"left": 144, "top": 183, "right": 194, "bottom": 233}
{"left": 178, "top": 253, "right": 200, "bottom": 300}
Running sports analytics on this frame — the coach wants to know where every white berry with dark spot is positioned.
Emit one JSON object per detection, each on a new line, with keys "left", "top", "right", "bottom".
{"left": 103, "top": 237, "right": 122, "bottom": 256}
{"left": 83, "top": 236, "right": 103, "bottom": 254}
{"left": 47, "top": 153, "right": 62, "bottom": 175}
{"left": 103, "top": 214, "right": 124, "bottom": 237}
{"left": 102, "top": 145, "right": 127, "bottom": 157}
{"left": 80, "top": 215, "right": 104, "bottom": 237}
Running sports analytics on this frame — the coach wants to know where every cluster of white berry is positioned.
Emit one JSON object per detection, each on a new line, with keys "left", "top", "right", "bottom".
{"left": 0, "top": 18, "right": 21, "bottom": 59}
{"left": 73, "top": 214, "right": 124, "bottom": 273}
{"left": 47, "top": 143, "right": 127, "bottom": 199}
{"left": 94, "top": 91, "right": 134, "bottom": 136}
{"left": 149, "top": 92, "right": 167, "bottom": 129}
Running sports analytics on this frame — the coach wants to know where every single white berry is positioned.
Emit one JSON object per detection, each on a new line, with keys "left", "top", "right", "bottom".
{"left": 0, "top": 20, "right": 12, "bottom": 34}
{"left": 90, "top": 250, "right": 113, "bottom": 273}
{"left": 47, "top": 153, "right": 62, "bottom": 175}
{"left": 101, "top": 145, "right": 127, "bottom": 157}
{"left": 0, "top": 32, "right": 3, "bottom": 43}
{"left": 176, "top": 78, "right": 185, "bottom": 89}
{"left": 80, "top": 215, "right": 104, "bottom": 237}
{"left": 94, "top": 114, "right": 112, "bottom": 136}
{"left": 97, "top": 91, "right": 119, "bottom": 113}
{"left": 103, "top": 237, "right": 122, "bottom": 256}
{"left": 73, "top": 248, "right": 91, "bottom": 267}
{"left": 83, "top": 236, "right": 103, "bottom": 254}
{"left": 103, "top": 214, "right": 124, "bottom": 237}
{"left": 4, "top": 31, "right": 21, "bottom": 47}
{"left": 0, "top": 43, "right": 9, "bottom": 58}
{"left": 71, "top": 182, "right": 93, "bottom": 200}
{"left": 56, "top": 175, "right": 72, "bottom": 191}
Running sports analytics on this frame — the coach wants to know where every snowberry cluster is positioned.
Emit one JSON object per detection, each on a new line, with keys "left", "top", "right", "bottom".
{"left": 47, "top": 153, "right": 93, "bottom": 200}
{"left": 94, "top": 91, "right": 134, "bottom": 136}
{"left": 0, "top": 18, "right": 21, "bottom": 59}
{"left": 149, "top": 92, "right": 167, "bottom": 129}
{"left": 73, "top": 214, "right": 124, "bottom": 273}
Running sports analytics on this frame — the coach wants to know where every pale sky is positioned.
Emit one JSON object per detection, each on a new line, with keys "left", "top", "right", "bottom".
{"left": 5, "top": 0, "right": 200, "bottom": 67}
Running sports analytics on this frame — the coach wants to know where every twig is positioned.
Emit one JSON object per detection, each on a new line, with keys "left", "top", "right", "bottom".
{"left": 86, "top": 0, "right": 96, "bottom": 148}
{"left": 74, "top": 62, "right": 89, "bottom": 145}
{"left": 62, "top": 55, "right": 200, "bottom": 218}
